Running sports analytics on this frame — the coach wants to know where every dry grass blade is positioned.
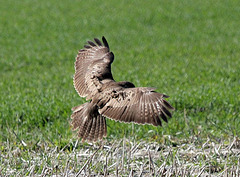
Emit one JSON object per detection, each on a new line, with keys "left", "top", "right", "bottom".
{"left": 122, "top": 137, "right": 125, "bottom": 172}
{"left": 12, "top": 130, "right": 27, "bottom": 147}
{"left": 139, "top": 161, "right": 148, "bottom": 177}
{"left": 196, "top": 165, "right": 206, "bottom": 177}
{"left": 64, "top": 159, "right": 70, "bottom": 177}
{"left": 147, "top": 145, "right": 155, "bottom": 176}
{"left": 228, "top": 137, "right": 236, "bottom": 150}
{"left": 104, "top": 150, "right": 111, "bottom": 177}
{"left": 128, "top": 168, "right": 133, "bottom": 177}
{"left": 74, "top": 146, "right": 101, "bottom": 177}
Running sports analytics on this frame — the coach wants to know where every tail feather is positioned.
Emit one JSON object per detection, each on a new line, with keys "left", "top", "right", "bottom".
{"left": 94, "top": 115, "right": 100, "bottom": 141}
{"left": 71, "top": 105, "right": 86, "bottom": 130}
{"left": 99, "top": 114, "right": 104, "bottom": 140}
{"left": 103, "top": 116, "right": 107, "bottom": 137}
{"left": 88, "top": 117, "right": 96, "bottom": 141}
{"left": 79, "top": 116, "right": 89, "bottom": 138}
{"left": 71, "top": 102, "right": 107, "bottom": 142}
{"left": 82, "top": 116, "right": 93, "bottom": 142}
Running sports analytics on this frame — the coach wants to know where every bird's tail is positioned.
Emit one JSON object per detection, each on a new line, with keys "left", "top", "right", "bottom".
{"left": 71, "top": 102, "right": 107, "bottom": 142}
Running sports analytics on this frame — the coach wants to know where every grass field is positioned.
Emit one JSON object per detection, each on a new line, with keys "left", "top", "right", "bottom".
{"left": 0, "top": 0, "right": 240, "bottom": 176}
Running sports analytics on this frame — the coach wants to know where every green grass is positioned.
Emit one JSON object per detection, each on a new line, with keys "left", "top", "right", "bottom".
{"left": 0, "top": 0, "right": 240, "bottom": 175}
{"left": 1, "top": 0, "right": 240, "bottom": 143}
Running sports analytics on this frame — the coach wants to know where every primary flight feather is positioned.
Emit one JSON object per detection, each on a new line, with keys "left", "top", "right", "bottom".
{"left": 71, "top": 36, "right": 174, "bottom": 142}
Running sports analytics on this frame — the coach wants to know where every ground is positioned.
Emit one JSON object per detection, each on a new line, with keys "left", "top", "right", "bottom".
{"left": 0, "top": 0, "right": 239, "bottom": 176}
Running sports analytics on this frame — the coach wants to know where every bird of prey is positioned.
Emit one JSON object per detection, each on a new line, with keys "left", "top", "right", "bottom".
{"left": 71, "top": 36, "right": 174, "bottom": 142}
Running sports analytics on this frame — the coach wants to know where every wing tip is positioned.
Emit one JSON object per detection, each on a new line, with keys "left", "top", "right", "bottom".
{"left": 102, "top": 36, "right": 109, "bottom": 49}
{"left": 94, "top": 38, "right": 103, "bottom": 46}
{"left": 81, "top": 36, "right": 109, "bottom": 50}
{"left": 87, "top": 40, "right": 96, "bottom": 47}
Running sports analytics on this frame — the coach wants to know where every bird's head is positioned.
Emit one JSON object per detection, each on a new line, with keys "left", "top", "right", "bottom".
{"left": 117, "top": 81, "right": 135, "bottom": 88}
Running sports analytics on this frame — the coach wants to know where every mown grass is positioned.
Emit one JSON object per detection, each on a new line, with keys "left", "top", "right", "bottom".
{"left": 1, "top": 137, "right": 240, "bottom": 176}
{"left": 0, "top": 0, "right": 240, "bottom": 175}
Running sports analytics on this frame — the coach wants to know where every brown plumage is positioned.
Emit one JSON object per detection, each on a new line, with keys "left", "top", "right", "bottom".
{"left": 71, "top": 36, "right": 174, "bottom": 142}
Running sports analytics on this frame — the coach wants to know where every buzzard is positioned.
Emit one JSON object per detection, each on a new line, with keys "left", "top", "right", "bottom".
{"left": 71, "top": 36, "right": 174, "bottom": 142}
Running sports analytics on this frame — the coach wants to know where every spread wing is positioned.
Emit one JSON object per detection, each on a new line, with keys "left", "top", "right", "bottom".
{"left": 99, "top": 87, "right": 174, "bottom": 126}
{"left": 74, "top": 36, "right": 115, "bottom": 100}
